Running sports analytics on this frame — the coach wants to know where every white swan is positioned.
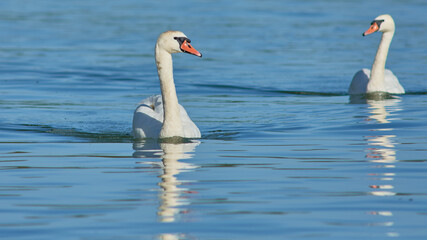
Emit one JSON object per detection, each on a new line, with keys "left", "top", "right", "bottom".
{"left": 349, "top": 14, "right": 404, "bottom": 95}
{"left": 133, "top": 31, "right": 202, "bottom": 139}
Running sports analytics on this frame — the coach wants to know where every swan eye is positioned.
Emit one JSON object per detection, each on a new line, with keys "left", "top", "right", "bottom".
{"left": 174, "top": 37, "right": 190, "bottom": 46}
{"left": 371, "top": 19, "right": 384, "bottom": 28}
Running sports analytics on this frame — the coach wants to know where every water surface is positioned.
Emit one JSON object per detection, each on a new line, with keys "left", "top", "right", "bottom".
{"left": 1, "top": 0, "right": 427, "bottom": 239}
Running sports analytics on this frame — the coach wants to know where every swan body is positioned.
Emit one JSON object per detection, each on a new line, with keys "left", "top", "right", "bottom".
{"left": 133, "top": 31, "right": 202, "bottom": 139}
{"left": 133, "top": 95, "right": 201, "bottom": 138}
{"left": 350, "top": 68, "right": 404, "bottom": 95}
{"left": 349, "top": 14, "right": 404, "bottom": 95}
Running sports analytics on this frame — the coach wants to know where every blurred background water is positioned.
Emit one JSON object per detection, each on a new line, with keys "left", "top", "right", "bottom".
{"left": 1, "top": 0, "right": 427, "bottom": 239}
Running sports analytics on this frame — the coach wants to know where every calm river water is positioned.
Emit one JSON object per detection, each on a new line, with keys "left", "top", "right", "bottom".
{"left": 1, "top": 0, "right": 427, "bottom": 239}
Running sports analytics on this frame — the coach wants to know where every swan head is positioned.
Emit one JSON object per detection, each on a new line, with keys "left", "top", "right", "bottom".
{"left": 156, "top": 31, "right": 202, "bottom": 57}
{"left": 363, "top": 14, "right": 395, "bottom": 36}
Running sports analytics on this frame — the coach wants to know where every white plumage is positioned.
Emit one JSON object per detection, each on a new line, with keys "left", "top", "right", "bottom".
{"left": 349, "top": 14, "right": 404, "bottom": 95}
{"left": 132, "top": 31, "right": 202, "bottom": 139}
{"left": 349, "top": 68, "right": 404, "bottom": 95}
{"left": 133, "top": 95, "right": 201, "bottom": 139}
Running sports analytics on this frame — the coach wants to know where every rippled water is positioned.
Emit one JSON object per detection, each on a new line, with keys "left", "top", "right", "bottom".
{"left": 1, "top": 0, "right": 427, "bottom": 239}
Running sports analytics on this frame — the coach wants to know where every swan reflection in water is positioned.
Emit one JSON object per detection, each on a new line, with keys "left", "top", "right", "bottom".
{"left": 363, "top": 98, "right": 401, "bottom": 197}
{"left": 133, "top": 139, "right": 200, "bottom": 239}
{"left": 358, "top": 96, "right": 402, "bottom": 237}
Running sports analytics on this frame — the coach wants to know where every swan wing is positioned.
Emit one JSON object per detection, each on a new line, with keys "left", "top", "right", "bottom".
{"left": 179, "top": 105, "right": 201, "bottom": 138}
{"left": 384, "top": 69, "right": 405, "bottom": 94}
{"left": 133, "top": 95, "right": 163, "bottom": 138}
{"left": 133, "top": 95, "right": 200, "bottom": 139}
{"left": 349, "top": 69, "right": 370, "bottom": 95}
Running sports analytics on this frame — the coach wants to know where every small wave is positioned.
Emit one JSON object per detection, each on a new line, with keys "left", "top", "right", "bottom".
{"left": 202, "top": 130, "right": 240, "bottom": 140}
{"left": 405, "top": 91, "right": 427, "bottom": 95}
{"left": 196, "top": 84, "right": 427, "bottom": 97}
{"left": 2, "top": 124, "right": 240, "bottom": 143}
{"left": 195, "top": 83, "right": 346, "bottom": 96}
{"left": 1, "top": 124, "right": 133, "bottom": 143}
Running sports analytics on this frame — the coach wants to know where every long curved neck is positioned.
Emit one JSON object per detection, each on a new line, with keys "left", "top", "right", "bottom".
{"left": 367, "top": 31, "right": 394, "bottom": 92}
{"left": 155, "top": 45, "right": 183, "bottom": 138}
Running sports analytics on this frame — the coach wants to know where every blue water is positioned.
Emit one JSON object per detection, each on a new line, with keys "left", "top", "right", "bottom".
{"left": 1, "top": 0, "right": 427, "bottom": 239}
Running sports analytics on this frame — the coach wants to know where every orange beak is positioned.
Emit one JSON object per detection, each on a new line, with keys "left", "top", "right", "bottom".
{"left": 363, "top": 22, "right": 380, "bottom": 36}
{"left": 180, "top": 40, "right": 202, "bottom": 57}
